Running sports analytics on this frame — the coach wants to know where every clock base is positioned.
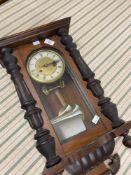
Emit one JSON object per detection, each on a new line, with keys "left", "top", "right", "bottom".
{"left": 65, "top": 139, "right": 115, "bottom": 175}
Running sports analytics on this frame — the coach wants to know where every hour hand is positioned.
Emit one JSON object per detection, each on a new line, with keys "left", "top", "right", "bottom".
{"left": 41, "top": 60, "right": 59, "bottom": 67}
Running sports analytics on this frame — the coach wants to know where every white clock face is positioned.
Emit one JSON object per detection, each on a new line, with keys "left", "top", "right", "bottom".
{"left": 26, "top": 48, "right": 65, "bottom": 83}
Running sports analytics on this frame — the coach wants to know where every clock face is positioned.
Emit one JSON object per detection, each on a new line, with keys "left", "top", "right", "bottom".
{"left": 26, "top": 48, "right": 65, "bottom": 83}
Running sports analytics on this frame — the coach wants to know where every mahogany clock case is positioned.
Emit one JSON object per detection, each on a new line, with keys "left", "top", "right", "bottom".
{"left": 7, "top": 33, "right": 109, "bottom": 152}
{"left": 0, "top": 17, "right": 111, "bottom": 153}
{"left": 0, "top": 18, "right": 130, "bottom": 175}
{"left": 0, "top": 0, "right": 9, "bottom": 5}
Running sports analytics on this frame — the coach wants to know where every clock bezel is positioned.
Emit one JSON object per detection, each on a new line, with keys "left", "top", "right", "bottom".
{"left": 26, "top": 47, "right": 66, "bottom": 84}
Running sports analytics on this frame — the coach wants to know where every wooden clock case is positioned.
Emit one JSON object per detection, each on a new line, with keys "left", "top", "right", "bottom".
{"left": 0, "top": 17, "right": 131, "bottom": 175}
{"left": 0, "top": 0, "right": 9, "bottom": 5}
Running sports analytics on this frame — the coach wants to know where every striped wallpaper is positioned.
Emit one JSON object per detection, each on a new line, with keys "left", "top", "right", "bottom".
{"left": 0, "top": 0, "right": 130, "bottom": 175}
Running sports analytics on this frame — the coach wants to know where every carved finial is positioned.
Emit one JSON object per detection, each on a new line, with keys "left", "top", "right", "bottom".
{"left": 122, "top": 132, "right": 131, "bottom": 148}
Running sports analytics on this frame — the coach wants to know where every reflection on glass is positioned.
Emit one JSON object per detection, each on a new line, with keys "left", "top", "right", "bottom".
{"left": 27, "top": 48, "right": 99, "bottom": 143}
{"left": 32, "top": 62, "right": 99, "bottom": 143}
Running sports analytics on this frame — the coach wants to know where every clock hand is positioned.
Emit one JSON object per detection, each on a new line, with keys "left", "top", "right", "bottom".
{"left": 41, "top": 60, "right": 60, "bottom": 67}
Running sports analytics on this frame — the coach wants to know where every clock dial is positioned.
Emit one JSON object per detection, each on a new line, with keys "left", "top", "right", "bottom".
{"left": 26, "top": 48, "right": 65, "bottom": 83}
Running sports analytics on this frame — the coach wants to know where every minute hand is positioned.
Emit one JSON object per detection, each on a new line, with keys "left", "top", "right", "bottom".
{"left": 42, "top": 60, "right": 59, "bottom": 67}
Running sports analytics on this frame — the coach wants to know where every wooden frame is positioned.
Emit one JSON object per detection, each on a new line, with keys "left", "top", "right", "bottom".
{"left": 0, "top": 17, "right": 130, "bottom": 175}
{"left": 0, "top": 17, "right": 70, "bottom": 47}
{"left": 0, "top": 0, "right": 9, "bottom": 5}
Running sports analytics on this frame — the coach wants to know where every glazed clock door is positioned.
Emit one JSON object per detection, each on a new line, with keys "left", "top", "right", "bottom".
{"left": 26, "top": 47, "right": 100, "bottom": 143}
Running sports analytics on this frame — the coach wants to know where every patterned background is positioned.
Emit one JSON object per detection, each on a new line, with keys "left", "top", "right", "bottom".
{"left": 0, "top": 0, "right": 130, "bottom": 174}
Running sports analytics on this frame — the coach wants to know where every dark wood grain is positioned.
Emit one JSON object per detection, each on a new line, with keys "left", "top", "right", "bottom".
{"left": 0, "top": 0, "right": 9, "bottom": 5}
{"left": 0, "top": 18, "right": 130, "bottom": 175}
{"left": 57, "top": 28, "right": 125, "bottom": 129}
{"left": 66, "top": 139, "right": 115, "bottom": 175}
{"left": 1, "top": 47, "right": 61, "bottom": 168}
{"left": 87, "top": 163, "right": 108, "bottom": 175}
{"left": 12, "top": 35, "right": 111, "bottom": 155}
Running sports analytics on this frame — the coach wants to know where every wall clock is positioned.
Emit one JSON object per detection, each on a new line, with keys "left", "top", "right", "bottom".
{"left": 0, "top": 17, "right": 131, "bottom": 175}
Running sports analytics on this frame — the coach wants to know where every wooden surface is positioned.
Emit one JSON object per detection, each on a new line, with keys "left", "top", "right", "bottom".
{"left": 87, "top": 163, "right": 108, "bottom": 175}
{"left": 0, "top": 21, "right": 114, "bottom": 174}
{"left": 1, "top": 17, "right": 130, "bottom": 174}
{"left": 10, "top": 34, "right": 111, "bottom": 155}
{"left": 0, "top": 1, "right": 130, "bottom": 174}
{"left": 0, "top": 0, "right": 9, "bottom": 5}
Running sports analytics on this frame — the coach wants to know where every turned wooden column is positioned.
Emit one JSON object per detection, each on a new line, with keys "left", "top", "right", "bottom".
{"left": 57, "top": 28, "right": 131, "bottom": 148}
{"left": 57, "top": 28, "right": 124, "bottom": 129}
{"left": 0, "top": 47, "right": 61, "bottom": 168}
